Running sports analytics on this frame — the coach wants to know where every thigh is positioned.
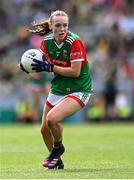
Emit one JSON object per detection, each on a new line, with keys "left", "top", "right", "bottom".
{"left": 47, "top": 97, "right": 82, "bottom": 122}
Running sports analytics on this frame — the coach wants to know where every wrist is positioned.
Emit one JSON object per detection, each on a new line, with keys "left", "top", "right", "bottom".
{"left": 51, "top": 64, "right": 54, "bottom": 72}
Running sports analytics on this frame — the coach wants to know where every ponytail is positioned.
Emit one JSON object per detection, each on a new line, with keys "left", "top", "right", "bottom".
{"left": 28, "top": 21, "right": 51, "bottom": 36}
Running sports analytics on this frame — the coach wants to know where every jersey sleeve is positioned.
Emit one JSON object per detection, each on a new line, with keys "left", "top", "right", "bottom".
{"left": 39, "top": 39, "right": 52, "bottom": 62}
{"left": 39, "top": 39, "right": 47, "bottom": 54}
{"left": 70, "top": 40, "right": 85, "bottom": 62}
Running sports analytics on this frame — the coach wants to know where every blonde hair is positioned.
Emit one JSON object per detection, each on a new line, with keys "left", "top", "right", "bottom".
{"left": 28, "top": 10, "right": 68, "bottom": 36}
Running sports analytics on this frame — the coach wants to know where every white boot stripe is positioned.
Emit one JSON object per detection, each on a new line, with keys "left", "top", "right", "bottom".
{"left": 51, "top": 161, "right": 57, "bottom": 163}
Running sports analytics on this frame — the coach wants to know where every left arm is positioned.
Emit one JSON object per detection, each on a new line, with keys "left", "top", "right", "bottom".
{"left": 53, "top": 61, "right": 81, "bottom": 78}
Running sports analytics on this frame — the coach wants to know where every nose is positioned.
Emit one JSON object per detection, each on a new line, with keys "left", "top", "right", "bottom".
{"left": 60, "top": 25, "right": 64, "bottom": 31}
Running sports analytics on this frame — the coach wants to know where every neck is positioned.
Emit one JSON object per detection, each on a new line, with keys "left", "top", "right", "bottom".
{"left": 54, "top": 32, "right": 68, "bottom": 45}
{"left": 55, "top": 38, "right": 63, "bottom": 45}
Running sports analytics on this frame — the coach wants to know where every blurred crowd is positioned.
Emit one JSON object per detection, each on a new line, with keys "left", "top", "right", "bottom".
{"left": 0, "top": 0, "right": 134, "bottom": 123}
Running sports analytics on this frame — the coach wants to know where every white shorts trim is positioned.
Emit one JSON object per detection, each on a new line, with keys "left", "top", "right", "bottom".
{"left": 46, "top": 92, "right": 92, "bottom": 108}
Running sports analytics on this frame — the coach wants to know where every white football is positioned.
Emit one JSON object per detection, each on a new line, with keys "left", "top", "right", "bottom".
{"left": 20, "top": 49, "right": 43, "bottom": 73}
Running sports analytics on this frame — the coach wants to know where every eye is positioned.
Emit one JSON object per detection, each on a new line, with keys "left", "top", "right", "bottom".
{"left": 63, "top": 23, "right": 68, "bottom": 27}
{"left": 55, "top": 24, "right": 61, "bottom": 27}
{"left": 55, "top": 23, "right": 68, "bottom": 28}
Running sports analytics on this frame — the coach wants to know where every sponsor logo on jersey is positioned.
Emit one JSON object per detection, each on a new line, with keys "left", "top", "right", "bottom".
{"left": 52, "top": 59, "right": 70, "bottom": 67}
{"left": 70, "top": 51, "right": 83, "bottom": 57}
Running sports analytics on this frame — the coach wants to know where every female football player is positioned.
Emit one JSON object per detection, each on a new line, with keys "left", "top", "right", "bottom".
{"left": 21, "top": 10, "right": 93, "bottom": 169}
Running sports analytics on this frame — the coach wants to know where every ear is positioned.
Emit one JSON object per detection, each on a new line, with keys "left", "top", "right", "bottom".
{"left": 48, "top": 21, "right": 52, "bottom": 30}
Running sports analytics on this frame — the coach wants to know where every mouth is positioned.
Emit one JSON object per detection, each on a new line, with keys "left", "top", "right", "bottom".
{"left": 59, "top": 33, "right": 65, "bottom": 36}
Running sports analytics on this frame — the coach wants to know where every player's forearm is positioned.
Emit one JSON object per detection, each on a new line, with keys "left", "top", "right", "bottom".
{"left": 53, "top": 65, "right": 80, "bottom": 78}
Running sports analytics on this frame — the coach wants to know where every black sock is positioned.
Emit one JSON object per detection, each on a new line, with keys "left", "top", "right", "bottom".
{"left": 54, "top": 141, "right": 62, "bottom": 148}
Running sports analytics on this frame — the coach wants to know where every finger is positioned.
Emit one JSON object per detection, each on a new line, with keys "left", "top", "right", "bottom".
{"left": 20, "top": 63, "right": 29, "bottom": 74}
{"left": 31, "top": 63, "right": 38, "bottom": 67}
{"left": 33, "top": 59, "right": 41, "bottom": 63}
{"left": 32, "top": 67, "right": 37, "bottom": 70}
{"left": 32, "top": 68, "right": 40, "bottom": 72}
{"left": 36, "top": 69, "right": 41, "bottom": 72}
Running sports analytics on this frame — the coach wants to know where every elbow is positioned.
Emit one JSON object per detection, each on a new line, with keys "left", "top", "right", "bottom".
{"left": 71, "top": 71, "right": 80, "bottom": 78}
{"left": 74, "top": 73, "right": 80, "bottom": 78}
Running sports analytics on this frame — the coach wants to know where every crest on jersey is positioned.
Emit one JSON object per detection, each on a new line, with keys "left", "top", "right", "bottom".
{"left": 63, "top": 50, "right": 67, "bottom": 57}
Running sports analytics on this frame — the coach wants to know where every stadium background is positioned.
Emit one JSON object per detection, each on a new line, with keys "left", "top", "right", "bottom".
{"left": 0, "top": 0, "right": 134, "bottom": 123}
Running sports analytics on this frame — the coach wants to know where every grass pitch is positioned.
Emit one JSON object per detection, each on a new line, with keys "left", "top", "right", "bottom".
{"left": 0, "top": 123, "right": 134, "bottom": 179}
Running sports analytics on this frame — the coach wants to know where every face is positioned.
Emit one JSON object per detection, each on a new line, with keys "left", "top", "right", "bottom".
{"left": 49, "top": 15, "right": 68, "bottom": 44}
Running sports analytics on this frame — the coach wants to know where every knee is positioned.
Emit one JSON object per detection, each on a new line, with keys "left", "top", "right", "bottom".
{"left": 46, "top": 112, "right": 58, "bottom": 127}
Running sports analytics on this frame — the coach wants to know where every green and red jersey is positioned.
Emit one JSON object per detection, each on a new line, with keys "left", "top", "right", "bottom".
{"left": 40, "top": 31, "right": 93, "bottom": 95}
